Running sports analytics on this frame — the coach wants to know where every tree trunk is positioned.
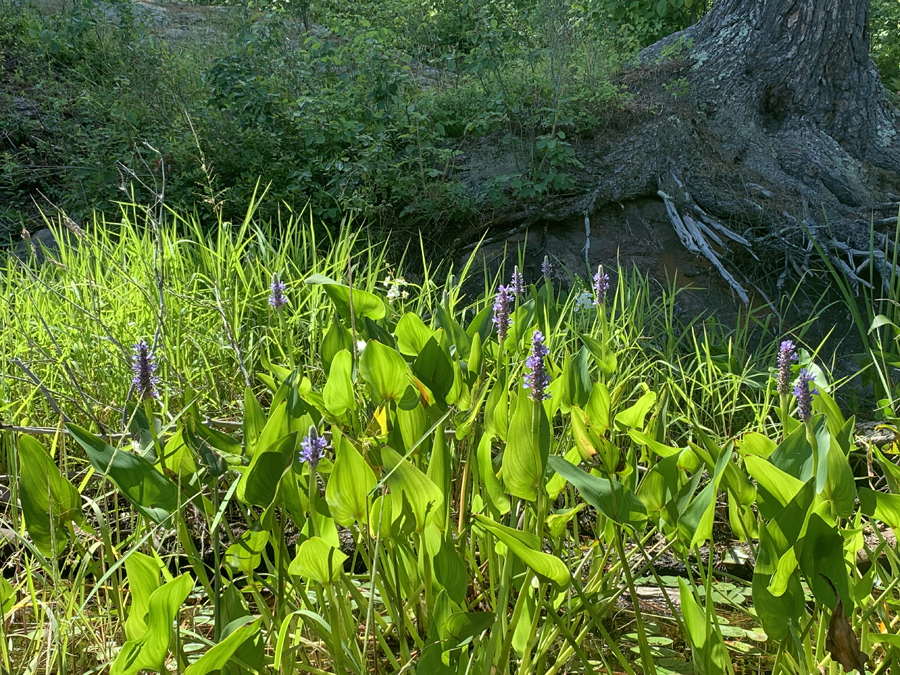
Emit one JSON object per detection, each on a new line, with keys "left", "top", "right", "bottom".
{"left": 460, "top": 0, "right": 900, "bottom": 298}
{"left": 649, "top": 0, "right": 900, "bottom": 201}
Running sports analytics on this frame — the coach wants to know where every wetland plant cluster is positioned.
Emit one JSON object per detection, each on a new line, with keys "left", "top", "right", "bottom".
{"left": 2, "top": 213, "right": 900, "bottom": 675}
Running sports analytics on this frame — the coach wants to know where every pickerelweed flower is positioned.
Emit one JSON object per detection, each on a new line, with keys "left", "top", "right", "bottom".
{"left": 131, "top": 339, "right": 159, "bottom": 400}
{"left": 524, "top": 331, "right": 551, "bottom": 401}
{"left": 269, "top": 274, "right": 287, "bottom": 310}
{"left": 777, "top": 339, "right": 798, "bottom": 396}
{"left": 793, "top": 368, "right": 819, "bottom": 423}
{"left": 493, "top": 284, "right": 513, "bottom": 343}
{"left": 541, "top": 256, "right": 552, "bottom": 281}
{"left": 510, "top": 266, "right": 525, "bottom": 296}
{"left": 593, "top": 265, "right": 610, "bottom": 306}
{"left": 299, "top": 426, "right": 328, "bottom": 470}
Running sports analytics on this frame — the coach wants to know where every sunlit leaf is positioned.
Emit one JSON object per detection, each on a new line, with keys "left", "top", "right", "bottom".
{"left": 473, "top": 514, "right": 569, "bottom": 587}
{"left": 325, "top": 431, "right": 376, "bottom": 527}
{"left": 288, "top": 536, "right": 348, "bottom": 584}
{"left": 17, "top": 435, "right": 82, "bottom": 556}
{"left": 69, "top": 424, "right": 177, "bottom": 525}
{"left": 305, "top": 273, "right": 386, "bottom": 321}
{"left": 111, "top": 574, "right": 193, "bottom": 675}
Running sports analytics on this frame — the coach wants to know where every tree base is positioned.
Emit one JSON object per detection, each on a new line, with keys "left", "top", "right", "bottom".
{"left": 455, "top": 19, "right": 900, "bottom": 301}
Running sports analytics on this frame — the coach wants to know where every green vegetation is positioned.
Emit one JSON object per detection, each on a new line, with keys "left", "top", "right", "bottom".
{"left": 3, "top": 207, "right": 900, "bottom": 674}
{"left": 0, "top": 0, "right": 629, "bottom": 236}
{"left": 5, "top": 0, "right": 894, "bottom": 239}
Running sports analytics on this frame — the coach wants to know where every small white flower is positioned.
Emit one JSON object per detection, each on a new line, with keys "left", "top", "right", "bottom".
{"left": 574, "top": 291, "right": 594, "bottom": 312}
{"left": 357, "top": 340, "right": 368, "bottom": 353}
{"left": 387, "top": 286, "right": 402, "bottom": 302}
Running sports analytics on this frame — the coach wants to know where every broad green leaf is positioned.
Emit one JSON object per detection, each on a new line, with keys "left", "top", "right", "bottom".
{"left": 512, "top": 583, "right": 536, "bottom": 657}
{"left": 396, "top": 312, "right": 433, "bottom": 356}
{"left": 69, "top": 424, "right": 178, "bottom": 525}
{"left": 395, "top": 402, "right": 427, "bottom": 454}
{"left": 240, "top": 433, "right": 297, "bottom": 508}
{"left": 678, "top": 579, "right": 729, "bottom": 675}
{"left": 547, "top": 504, "right": 586, "bottom": 538}
{"left": 17, "top": 435, "right": 82, "bottom": 556}
{"left": 477, "top": 433, "right": 511, "bottom": 516}
{"left": 288, "top": 536, "right": 348, "bottom": 584}
{"left": 768, "top": 546, "right": 799, "bottom": 597}
{"left": 225, "top": 527, "right": 270, "bottom": 576}
{"left": 546, "top": 447, "right": 582, "bottom": 501}
{"left": 639, "top": 452, "right": 687, "bottom": 525}
{"left": 243, "top": 387, "right": 267, "bottom": 457}
{"left": 579, "top": 332, "right": 617, "bottom": 375}
{"left": 824, "top": 430, "right": 857, "bottom": 517}
{"left": 797, "top": 513, "right": 850, "bottom": 608}
{"left": 468, "top": 331, "right": 484, "bottom": 377}
{"left": 584, "top": 382, "right": 612, "bottom": 435}
{"left": 678, "top": 445, "right": 732, "bottom": 547}
{"left": 569, "top": 406, "right": 603, "bottom": 464}
{"left": 111, "top": 574, "right": 193, "bottom": 675}
{"left": 183, "top": 618, "right": 262, "bottom": 675}
{"left": 745, "top": 455, "right": 804, "bottom": 518}
{"left": 614, "top": 390, "right": 657, "bottom": 430}
{"left": 413, "top": 335, "right": 455, "bottom": 403}
{"left": 860, "top": 487, "right": 900, "bottom": 527}
{"left": 429, "top": 526, "right": 467, "bottom": 604}
{"left": 321, "top": 317, "right": 353, "bottom": 374}
{"left": 548, "top": 455, "right": 647, "bottom": 529}
{"left": 162, "top": 428, "right": 198, "bottom": 477}
{"left": 628, "top": 429, "right": 681, "bottom": 458}
{"left": 473, "top": 515, "right": 569, "bottom": 587}
{"left": 0, "top": 577, "right": 14, "bottom": 616}
{"left": 769, "top": 423, "right": 813, "bottom": 480}
{"left": 507, "top": 300, "right": 536, "bottom": 349}
{"left": 691, "top": 430, "right": 756, "bottom": 505}
{"left": 186, "top": 415, "right": 242, "bottom": 457}
{"left": 323, "top": 349, "right": 356, "bottom": 416}
{"left": 124, "top": 552, "right": 161, "bottom": 642}
{"left": 752, "top": 480, "right": 815, "bottom": 641}
{"left": 566, "top": 348, "right": 592, "bottom": 408}
{"left": 305, "top": 273, "right": 386, "bottom": 321}
{"left": 737, "top": 432, "right": 776, "bottom": 458}
{"left": 434, "top": 304, "right": 471, "bottom": 358}
{"left": 360, "top": 339, "right": 412, "bottom": 404}
{"left": 484, "top": 379, "right": 509, "bottom": 441}
{"left": 380, "top": 445, "right": 444, "bottom": 532}
{"left": 253, "top": 399, "right": 289, "bottom": 465}
{"left": 426, "top": 427, "right": 451, "bottom": 529}
{"left": 502, "top": 389, "right": 550, "bottom": 501}
{"left": 443, "top": 611, "right": 496, "bottom": 642}
{"left": 326, "top": 432, "right": 376, "bottom": 527}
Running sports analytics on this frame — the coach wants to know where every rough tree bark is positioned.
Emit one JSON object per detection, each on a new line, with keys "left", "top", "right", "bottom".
{"left": 465, "top": 0, "right": 900, "bottom": 298}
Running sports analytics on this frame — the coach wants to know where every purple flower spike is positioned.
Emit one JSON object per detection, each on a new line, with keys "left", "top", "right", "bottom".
{"left": 593, "top": 265, "right": 610, "bottom": 306}
{"left": 793, "top": 368, "right": 819, "bottom": 423}
{"left": 541, "top": 256, "right": 552, "bottom": 281}
{"left": 299, "top": 426, "right": 328, "bottom": 470}
{"left": 269, "top": 274, "right": 287, "bottom": 310}
{"left": 492, "top": 284, "right": 513, "bottom": 344}
{"left": 523, "top": 331, "right": 551, "bottom": 401}
{"left": 131, "top": 340, "right": 159, "bottom": 400}
{"left": 777, "top": 340, "right": 798, "bottom": 396}
{"left": 510, "top": 266, "right": 525, "bottom": 296}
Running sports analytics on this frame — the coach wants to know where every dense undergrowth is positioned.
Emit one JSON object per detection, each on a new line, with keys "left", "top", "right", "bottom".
{"left": 2, "top": 0, "right": 898, "bottom": 240}
{"left": 4, "top": 207, "right": 900, "bottom": 674}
